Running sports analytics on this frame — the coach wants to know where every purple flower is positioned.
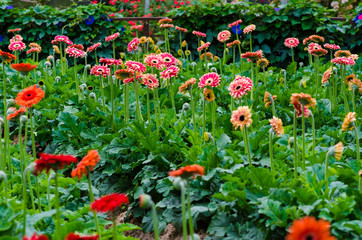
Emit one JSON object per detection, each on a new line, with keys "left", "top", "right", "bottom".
{"left": 354, "top": 12, "right": 362, "bottom": 23}
{"left": 274, "top": 8, "right": 281, "bottom": 11}
{"left": 57, "top": 22, "right": 62, "bottom": 27}
{"left": 0, "top": 35, "right": 3, "bottom": 42}
{"left": 6, "top": 5, "right": 14, "bottom": 9}
{"left": 85, "top": 16, "right": 95, "bottom": 25}
{"left": 232, "top": 25, "right": 242, "bottom": 35}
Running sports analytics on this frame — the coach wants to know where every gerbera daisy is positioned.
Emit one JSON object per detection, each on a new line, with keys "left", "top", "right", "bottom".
{"left": 127, "top": 38, "right": 140, "bottom": 52}
{"left": 8, "top": 28, "right": 21, "bottom": 33}
{"left": 0, "top": 49, "right": 16, "bottom": 63}
{"left": 115, "top": 69, "right": 134, "bottom": 81}
{"left": 348, "top": 78, "right": 362, "bottom": 93}
{"left": 228, "top": 76, "right": 253, "bottom": 99}
{"left": 342, "top": 112, "right": 356, "bottom": 131}
{"left": 230, "top": 106, "right": 253, "bottom": 130}
{"left": 197, "top": 42, "right": 211, "bottom": 52}
{"left": 8, "top": 41, "right": 26, "bottom": 52}
{"left": 310, "top": 48, "right": 328, "bottom": 57}
{"left": 159, "top": 53, "right": 176, "bottom": 67}
{"left": 139, "top": 37, "right": 147, "bottom": 44}
{"left": 7, "top": 106, "right": 26, "bottom": 120}
{"left": 160, "top": 24, "right": 174, "bottom": 28}
{"left": 203, "top": 88, "right": 215, "bottom": 102}
{"left": 290, "top": 93, "right": 317, "bottom": 108}
{"left": 131, "top": 25, "right": 143, "bottom": 31}
{"left": 198, "top": 72, "right": 221, "bottom": 88}
{"left": 142, "top": 74, "right": 159, "bottom": 89}
{"left": 71, "top": 150, "right": 100, "bottom": 179}
{"left": 26, "top": 47, "right": 41, "bottom": 55}
{"left": 226, "top": 40, "right": 241, "bottom": 48}
{"left": 69, "top": 44, "right": 84, "bottom": 50}
{"left": 91, "top": 193, "right": 129, "bottom": 213}
{"left": 307, "top": 43, "right": 322, "bottom": 53}
{"left": 10, "top": 35, "right": 23, "bottom": 43}
{"left": 158, "top": 18, "right": 172, "bottom": 24}
{"left": 284, "top": 37, "right": 299, "bottom": 48}
{"left": 34, "top": 153, "right": 77, "bottom": 175}
{"left": 243, "top": 24, "right": 256, "bottom": 34}
{"left": 15, "top": 85, "right": 45, "bottom": 108}
{"left": 331, "top": 57, "right": 355, "bottom": 65}
{"left": 286, "top": 216, "right": 335, "bottom": 240}
{"left": 99, "top": 58, "right": 123, "bottom": 66}
{"left": 305, "top": 35, "right": 324, "bottom": 44}
{"left": 200, "top": 52, "right": 213, "bottom": 61}
{"left": 349, "top": 54, "right": 358, "bottom": 61}
{"left": 87, "top": 43, "right": 101, "bottom": 53}
{"left": 124, "top": 60, "right": 146, "bottom": 73}
{"left": 264, "top": 91, "right": 277, "bottom": 108}
{"left": 257, "top": 58, "right": 269, "bottom": 68}
{"left": 332, "top": 142, "right": 343, "bottom": 161}
{"left": 269, "top": 117, "right": 284, "bottom": 136}
{"left": 11, "top": 63, "right": 37, "bottom": 76}
{"left": 345, "top": 74, "right": 356, "bottom": 84}
{"left": 179, "top": 78, "right": 196, "bottom": 95}
{"left": 105, "top": 32, "right": 120, "bottom": 42}
{"left": 192, "top": 31, "right": 206, "bottom": 37}
{"left": 52, "top": 35, "right": 73, "bottom": 45}
{"left": 66, "top": 47, "right": 86, "bottom": 58}
{"left": 160, "top": 66, "right": 180, "bottom": 80}
{"left": 228, "top": 19, "right": 242, "bottom": 28}
{"left": 217, "top": 30, "right": 231, "bottom": 43}
{"left": 175, "top": 26, "right": 188, "bottom": 32}
{"left": 65, "top": 233, "right": 99, "bottom": 240}
{"left": 324, "top": 43, "right": 340, "bottom": 51}
{"left": 90, "top": 65, "right": 110, "bottom": 78}
{"left": 169, "top": 164, "right": 204, "bottom": 178}
{"left": 241, "top": 50, "right": 263, "bottom": 61}
{"left": 293, "top": 102, "right": 311, "bottom": 118}
{"left": 322, "top": 68, "right": 333, "bottom": 84}
{"left": 23, "top": 233, "right": 49, "bottom": 240}
{"left": 144, "top": 54, "right": 164, "bottom": 69}
{"left": 53, "top": 45, "right": 60, "bottom": 54}
{"left": 334, "top": 50, "right": 351, "bottom": 58}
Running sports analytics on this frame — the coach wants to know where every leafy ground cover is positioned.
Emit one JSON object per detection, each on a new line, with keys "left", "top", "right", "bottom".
{"left": 0, "top": 3, "right": 361, "bottom": 240}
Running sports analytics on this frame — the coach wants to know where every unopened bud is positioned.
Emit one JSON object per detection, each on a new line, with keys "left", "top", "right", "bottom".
{"left": 44, "top": 61, "right": 51, "bottom": 67}
{"left": 139, "top": 194, "right": 154, "bottom": 209}
{"left": 55, "top": 76, "right": 61, "bottom": 82}
{"left": 7, "top": 99, "right": 15, "bottom": 107}
{"left": 89, "top": 92, "right": 96, "bottom": 99}
{"left": 182, "top": 103, "right": 190, "bottom": 111}
{"left": 20, "top": 115, "right": 28, "bottom": 123}
{"left": 0, "top": 171, "right": 6, "bottom": 183}
{"left": 172, "top": 177, "right": 185, "bottom": 191}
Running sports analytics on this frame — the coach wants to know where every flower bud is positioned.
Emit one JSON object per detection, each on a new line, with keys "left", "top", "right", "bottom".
{"left": 191, "top": 62, "right": 197, "bottom": 68}
{"left": 172, "top": 177, "right": 185, "bottom": 190}
{"left": 210, "top": 67, "right": 217, "bottom": 73}
{"left": 288, "top": 137, "right": 294, "bottom": 147}
{"left": 20, "top": 115, "right": 28, "bottom": 123}
{"left": 44, "top": 61, "right": 51, "bottom": 67}
{"left": 299, "top": 62, "right": 304, "bottom": 68}
{"left": 182, "top": 103, "right": 190, "bottom": 111}
{"left": 38, "top": 80, "right": 45, "bottom": 86}
{"left": 203, "top": 132, "right": 213, "bottom": 142}
{"left": 139, "top": 194, "right": 154, "bottom": 209}
{"left": 6, "top": 108, "right": 15, "bottom": 115}
{"left": 55, "top": 76, "right": 61, "bottom": 82}
{"left": 80, "top": 83, "right": 87, "bottom": 91}
{"left": 192, "top": 234, "right": 201, "bottom": 240}
{"left": 268, "top": 70, "right": 273, "bottom": 75}
{"left": 7, "top": 99, "right": 15, "bottom": 107}
{"left": 25, "top": 162, "right": 36, "bottom": 175}
{"left": 85, "top": 64, "right": 91, "bottom": 70}
{"left": 0, "top": 171, "right": 6, "bottom": 183}
{"left": 358, "top": 170, "right": 362, "bottom": 179}
{"left": 89, "top": 92, "right": 96, "bottom": 99}
{"left": 56, "top": 59, "right": 60, "bottom": 65}
{"left": 47, "top": 55, "right": 54, "bottom": 61}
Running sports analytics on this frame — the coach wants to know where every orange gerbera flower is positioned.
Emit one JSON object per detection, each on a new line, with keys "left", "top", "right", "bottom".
{"left": 0, "top": 49, "right": 16, "bottom": 63}
{"left": 332, "top": 142, "right": 343, "bottom": 161}
{"left": 71, "top": 150, "right": 100, "bottom": 179}
{"left": 6, "top": 106, "right": 26, "bottom": 120}
{"left": 264, "top": 91, "right": 277, "bottom": 108}
{"left": 286, "top": 216, "right": 335, "bottom": 240}
{"left": 269, "top": 116, "right": 284, "bottom": 136}
{"left": 15, "top": 85, "right": 45, "bottom": 108}
{"left": 115, "top": 69, "right": 134, "bottom": 80}
{"left": 341, "top": 112, "right": 356, "bottom": 131}
{"left": 179, "top": 78, "right": 196, "bottom": 95}
{"left": 11, "top": 63, "right": 37, "bottom": 76}
{"left": 169, "top": 164, "right": 204, "bottom": 179}
{"left": 334, "top": 50, "right": 351, "bottom": 58}
{"left": 230, "top": 106, "right": 253, "bottom": 130}
{"left": 290, "top": 93, "right": 316, "bottom": 108}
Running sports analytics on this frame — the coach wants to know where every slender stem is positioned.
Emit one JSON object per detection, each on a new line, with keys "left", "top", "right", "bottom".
{"left": 100, "top": 77, "right": 106, "bottom": 111}
{"left": 232, "top": 47, "right": 235, "bottom": 77}
{"left": 87, "top": 170, "right": 101, "bottom": 238}
{"left": 55, "top": 173, "right": 61, "bottom": 240}
{"left": 203, "top": 99, "right": 206, "bottom": 135}
{"left": 74, "top": 57, "right": 80, "bottom": 99}
{"left": 311, "top": 111, "right": 316, "bottom": 157}
{"left": 325, "top": 149, "right": 331, "bottom": 193}
{"left": 250, "top": 61, "right": 254, "bottom": 105}
{"left": 302, "top": 104, "right": 306, "bottom": 170}
{"left": 125, "top": 84, "right": 129, "bottom": 124}
{"left": 151, "top": 203, "right": 160, "bottom": 240}
{"left": 19, "top": 121, "right": 24, "bottom": 179}
{"left": 22, "top": 169, "right": 28, "bottom": 236}
{"left": 110, "top": 75, "right": 114, "bottom": 130}
{"left": 341, "top": 65, "right": 349, "bottom": 114}
{"left": 95, "top": 50, "right": 98, "bottom": 65}
{"left": 271, "top": 96, "right": 276, "bottom": 117}
{"left": 263, "top": 67, "right": 266, "bottom": 86}
{"left": 30, "top": 109, "right": 36, "bottom": 161}
{"left": 47, "top": 174, "right": 52, "bottom": 211}
{"left": 190, "top": 88, "right": 197, "bottom": 136}
{"left": 212, "top": 100, "right": 215, "bottom": 138}
{"left": 244, "top": 127, "right": 252, "bottom": 167}
{"left": 249, "top": 33, "right": 252, "bottom": 52}
{"left": 354, "top": 123, "right": 360, "bottom": 164}
{"left": 352, "top": 89, "right": 356, "bottom": 112}
{"left": 269, "top": 130, "right": 274, "bottom": 172}
{"left": 170, "top": 77, "right": 176, "bottom": 116}
{"left": 187, "top": 181, "right": 194, "bottom": 239}
{"left": 293, "top": 110, "right": 298, "bottom": 178}
{"left": 147, "top": 88, "right": 151, "bottom": 124}
{"left": 180, "top": 182, "right": 187, "bottom": 240}
{"left": 113, "top": 218, "right": 117, "bottom": 240}
{"left": 291, "top": 48, "right": 294, "bottom": 63}
{"left": 154, "top": 89, "right": 160, "bottom": 135}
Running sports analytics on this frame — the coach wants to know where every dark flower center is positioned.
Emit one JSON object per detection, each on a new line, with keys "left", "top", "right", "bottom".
{"left": 148, "top": 80, "right": 153, "bottom": 84}
{"left": 239, "top": 115, "right": 245, "bottom": 121}
{"left": 27, "top": 93, "right": 32, "bottom": 97}
{"left": 152, "top": 60, "right": 158, "bottom": 64}
{"left": 164, "top": 57, "right": 171, "bottom": 62}
{"left": 305, "top": 234, "right": 314, "bottom": 240}
{"left": 206, "top": 79, "right": 213, "bottom": 84}
{"left": 235, "top": 85, "right": 241, "bottom": 91}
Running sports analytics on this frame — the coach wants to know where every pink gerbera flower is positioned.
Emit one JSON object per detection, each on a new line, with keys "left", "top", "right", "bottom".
{"left": 228, "top": 19, "right": 242, "bottom": 28}
{"left": 127, "top": 38, "right": 140, "bottom": 52}
{"left": 228, "top": 76, "right": 253, "bottom": 99}
{"left": 142, "top": 74, "right": 159, "bottom": 89}
{"left": 243, "top": 24, "right": 256, "bottom": 34}
{"left": 324, "top": 43, "right": 340, "bottom": 51}
{"left": 175, "top": 26, "right": 188, "bottom": 32}
{"left": 241, "top": 50, "right": 263, "bottom": 61}
{"left": 66, "top": 47, "right": 86, "bottom": 58}
{"left": 52, "top": 35, "right": 73, "bottom": 45}
{"left": 124, "top": 60, "right": 147, "bottom": 73}
{"left": 192, "top": 31, "right": 206, "bottom": 37}
{"left": 90, "top": 65, "right": 110, "bottom": 78}
{"left": 160, "top": 24, "right": 174, "bottom": 28}
{"left": 198, "top": 72, "right": 221, "bottom": 88}
{"left": 160, "top": 66, "right": 180, "bottom": 80}
{"left": 87, "top": 43, "right": 101, "bottom": 53}
{"left": 331, "top": 57, "right": 355, "bottom": 65}
{"left": 99, "top": 58, "right": 123, "bottom": 66}
{"left": 144, "top": 54, "right": 164, "bottom": 70}
{"left": 307, "top": 43, "right": 322, "bottom": 53}
{"left": 131, "top": 25, "right": 143, "bottom": 31}
{"left": 10, "top": 35, "right": 23, "bottom": 43}
{"left": 159, "top": 53, "right": 176, "bottom": 67}
{"left": 8, "top": 28, "right": 21, "bottom": 33}
{"left": 217, "top": 30, "right": 231, "bottom": 43}
{"left": 310, "top": 48, "right": 328, "bottom": 57}
{"left": 293, "top": 102, "right": 311, "bottom": 118}
{"left": 284, "top": 38, "right": 299, "bottom": 48}
{"left": 105, "top": 32, "right": 120, "bottom": 42}
{"left": 8, "top": 41, "right": 26, "bottom": 52}
{"left": 26, "top": 47, "right": 40, "bottom": 55}
{"left": 197, "top": 42, "right": 210, "bottom": 52}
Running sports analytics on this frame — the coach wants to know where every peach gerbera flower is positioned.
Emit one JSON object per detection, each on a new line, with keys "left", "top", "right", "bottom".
{"left": 230, "top": 106, "right": 252, "bottom": 130}
{"left": 269, "top": 117, "right": 284, "bottom": 136}
{"left": 341, "top": 112, "right": 356, "bottom": 131}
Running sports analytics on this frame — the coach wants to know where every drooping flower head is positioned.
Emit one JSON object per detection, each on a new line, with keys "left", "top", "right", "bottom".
{"left": 144, "top": 54, "right": 164, "bottom": 69}
{"left": 197, "top": 42, "right": 211, "bottom": 52}
{"left": 160, "top": 66, "right": 180, "bottom": 80}
{"left": 324, "top": 43, "right": 340, "bottom": 51}
{"left": 230, "top": 106, "right": 253, "bottom": 130}
{"left": 52, "top": 35, "right": 73, "bottom": 45}
{"left": 264, "top": 91, "right": 277, "bottom": 108}
{"left": 198, "top": 72, "right": 221, "bottom": 89}
{"left": 243, "top": 24, "right": 256, "bottom": 34}
{"left": 348, "top": 78, "right": 362, "bottom": 93}
{"left": 87, "top": 43, "right": 101, "bottom": 53}
{"left": 65, "top": 233, "right": 99, "bottom": 240}
{"left": 175, "top": 26, "right": 188, "bottom": 32}
{"left": 10, "top": 35, "right": 23, "bottom": 43}
{"left": 127, "top": 38, "right": 140, "bottom": 52}
{"left": 71, "top": 150, "right": 100, "bottom": 179}
{"left": 179, "top": 78, "right": 196, "bottom": 95}
{"left": 115, "top": 69, "right": 134, "bottom": 81}
{"left": 159, "top": 53, "right": 176, "bottom": 67}
{"left": 228, "top": 76, "right": 253, "bottom": 99}
{"left": 310, "top": 47, "right": 328, "bottom": 57}
{"left": 203, "top": 88, "right": 215, "bottom": 102}
{"left": 257, "top": 58, "right": 269, "bottom": 68}
{"left": 331, "top": 142, "right": 343, "bottom": 161}
{"left": 226, "top": 40, "right": 241, "bottom": 48}
{"left": 26, "top": 48, "right": 41, "bottom": 55}
{"left": 303, "top": 35, "right": 324, "bottom": 45}
{"left": 90, "top": 65, "right": 110, "bottom": 78}
{"left": 158, "top": 18, "right": 172, "bottom": 24}
{"left": 192, "top": 31, "right": 206, "bottom": 37}
{"left": 7, "top": 106, "right": 26, "bottom": 120}
{"left": 331, "top": 57, "right": 355, "bottom": 65}
{"left": 322, "top": 68, "right": 333, "bottom": 84}
{"left": 241, "top": 50, "right": 263, "bottom": 61}
{"left": 53, "top": 45, "right": 60, "bottom": 54}
{"left": 201, "top": 52, "right": 213, "bottom": 61}
{"left": 217, "top": 30, "right": 231, "bottom": 42}
{"left": 15, "top": 85, "right": 45, "bottom": 108}
{"left": 169, "top": 164, "right": 204, "bottom": 179}
{"left": 334, "top": 50, "right": 351, "bottom": 58}
{"left": 23, "top": 233, "right": 49, "bottom": 240}
{"left": 66, "top": 47, "right": 86, "bottom": 58}
{"left": 342, "top": 112, "right": 356, "bottom": 131}
{"left": 284, "top": 37, "right": 299, "bottom": 48}
{"left": 8, "top": 41, "right": 26, "bottom": 52}
{"left": 0, "top": 49, "right": 16, "bottom": 63}
{"left": 293, "top": 102, "right": 311, "bottom": 118}
{"left": 99, "top": 58, "right": 123, "bottom": 66}
{"left": 91, "top": 193, "right": 129, "bottom": 213}
{"left": 8, "top": 28, "right": 21, "bottom": 33}
{"left": 105, "top": 32, "right": 120, "bottom": 42}
{"left": 34, "top": 153, "right": 77, "bottom": 175}
{"left": 142, "top": 74, "right": 159, "bottom": 89}
{"left": 290, "top": 93, "right": 316, "bottom": 108}
{"left": 286, "top": 216, "right": 335, "bottom": 240}
{"left": 269, "top": 117, "right": 284, "bottom": 136}
{"left": 228, "top": 19, "right": 242, "bottom": 28}
{"left": 125, "top": 60, "right": 146, "bottom": 73}
{"left": 11, "top": 63, "right": 38, "bottom": 76}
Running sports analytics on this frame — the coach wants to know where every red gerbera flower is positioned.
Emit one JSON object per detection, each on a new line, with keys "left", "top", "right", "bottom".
{"left": 11, "top": 63, "right": 38, "bottom": 76}
{"left": 286, "top": 216, "right": 336, "bottom": 240}
{"left": 0, "top": 49, "right": 16, "bottom": 63}
{"left": 7, "top": 106, "right": 26, "bottom": 120}
{"left": 169, "top": 164, "right": 204, "bottom": 179}
{"left": 23, "top": 233, "right": 49, "bottom": 240}
{"left": 65, "top": 233, "right": 99, "bottom": 240}
{"left": 15, "top": 85, "right": 45, "bottom": 108}
{"left": 91, "top": 193, "right": 129, "bottom": 213}
{"left": 34, "top": 153, "right": 77, "bottom": 175}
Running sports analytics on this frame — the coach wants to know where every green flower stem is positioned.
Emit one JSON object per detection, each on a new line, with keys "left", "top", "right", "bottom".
{"left": 293, "top": 110, "right": 298, "bottom": 178}
{"left": 212, "top": 100, "right": 216, "bottom": 138}
{"left": 30, "top": 108, "right": 36, "bottom": 161}
{"left": 230, "top": 95, "right": 234, "bottom": 112}
{"left": 180, "top": 181, "right": 187, "bottom": 240}
{"left": 341, "top": 65, "right": 350, "bottom": 114}
{"left": 100, "top": 77, "right": 106, "bottom": 112}
{"left": 0, "top": 123, "right": 3, "bottom": 170}
{"left": 244, "top": 127, "right": 252, "bottom": 167}
{"left": 353, "top": 123, "right": 360, "bottom": 164}
{"left": 352, "top": 89, "right": 356, "bottom": 112}
{"left": 47, "top": 173, "right": 53, "bottom": 211}
{"left": 87, "top": 170, "right": 101, "bottom": 239}
{"left": 249, "top": 33, "right": 252, "bottom": 52}
{"left": 187, "top": 181, "right": 194, "bottom": 240}
{"left": 333, "top": 69, "right": 337, "bottom": 112}
{"left": 2, "top": 61, "right": 8, "bottom": 171}
{"left": 2, "top": 174, "right": 7, "bottom": 202}
{"left": 269, "top": 129, "right": 274, "bottom": 172}
{"left": 125, "top": 84, "right": 129, "bottom": 124}
{"left": 179, "top": 32, "right": 183, "bottom": 59}
{"left": 134, "top": 73, "right": 143, "bottom": 122}
{"left": 113, "top": 218, "right": 117, "bottom": 240}
{"left": 302, "top": 104, "right": 306, "bottom": 170}
{"left": 291, "top": 48, "right": 294, "bottom": 63}
{"left": 232, "top": 46, "right": 236, "bottom": 77}
{"left": 36, "top": 176, "right": 41, "bottom": 211}
{"left": 197, "top": 37, "right": 202, "bottom": 72}
{"left": 308, "top": 52, "right": 312, "bottom": 66}
{"left": 22, "top": 169, "right": 28, "bottom": 236}
{"left": 263, "top": 67, "right": 266, "bottom": 86}
{"left": 325, "top": 148, "right": 332, "bottom": 193}
{"left": 153, "top": 89, "right": 160, "bottom": 135}
{"left": 112, "top": 41, "right": 116, "bottom": 59}
{"left": 59, "top": 43, "right": 64, "bottom": 75}
{"left": 110, "top": 75, "right": 114, "bottom": 130}
{"left": 359, "top": 178, "right": 361, "bottom": 193}
{"left": 190, "top": 88, "right": 197, "bottom": 136}
{"left": 146, "top": 88, "right": 151, "bottom": 124}
{"left": 94, "top": 50, "right": 98, "bottom": 65}
{"left": 270, "top": 95, "right": 276, "bottom": 117}
{"left": 315, "top": 56, "right": 320, "bottom": 97}
{"left": 74, "top": 58, "right": 80, "bottom": 100}
{"left": 250, "top": 61, "right": 254, "bottom": 105}
{"left": 170, "top": 77, "right": 176, "bottom": 116}
{"left": 203, "top": 99, "right": 206, "bottom": 135}
{"left": 311, "top": 111, "right": 316, "bottom": 157}
{"left": 164, "top": 30, "right": 168, "bottom": 52}
{"left": 151, "top": 203, "right": 160, "bottom": 240}
{"left": 52, "top": 56, "right": 56, "bottom": 78}
{"left": 54, "top": 173, "right": 61, "bottom": 240}
{"left": 235, "top": 32, "right": 242, "bottom": 57}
